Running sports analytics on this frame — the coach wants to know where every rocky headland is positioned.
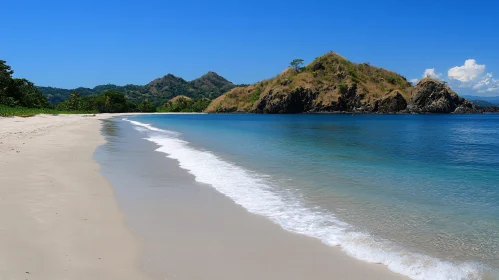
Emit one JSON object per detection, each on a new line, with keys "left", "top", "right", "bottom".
{"left": 206, "top": 52, "right": 481, "bottom": 114}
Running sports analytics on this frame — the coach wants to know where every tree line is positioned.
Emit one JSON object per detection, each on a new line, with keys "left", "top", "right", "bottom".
{"left": 0, "top": 60, "right": 210, "bottom": 115}
{"left": 0, "top": 60, "right": 48, "bottom": 109}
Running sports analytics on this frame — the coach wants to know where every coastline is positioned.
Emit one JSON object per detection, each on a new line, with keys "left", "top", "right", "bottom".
{"left": 0, "top": 113, "right": 407, "bottom": 280}
{"left": 97, "top": 116, "right": 409, "bottom": 280}
{"left": 0, "top": 114, "right": 148, "bottom": 279}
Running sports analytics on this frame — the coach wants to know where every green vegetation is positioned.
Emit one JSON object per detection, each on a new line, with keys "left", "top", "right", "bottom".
{"left": 339, "top": 82, "right": 348, "bottom": 94}
{"left": 38, "top": 71, "right": 238, "bottom": 106}
{"left": 249, "top": 87, "right": 263, "bottom": 103}
{"left": 1, "top": 60, "right": 48, "bottom": 109}
{"left": 207, "top": 52, "right": 416, "bottom": 113}
{"left": 159, "top": 97, "right": 210, "bottom": 112}
{"left": 387, "top": 76, "right": 402, "bottom": 85}
{"left": 0, "top": 105, "right": 95, "bottom": 117}
{"left": 137, "top": 99, "right": 156, "bottom": 112}
{"left": 290, "top": 59, "right": 304, "bottom": 72}
{"left": 55, "top": 90, "right": 145, "bottom": 113}
{"left": 1, "top": 59, "right": 223, "bottom": 116}
{"left": 0, "top": 59, "right": 144, "bottom": 116}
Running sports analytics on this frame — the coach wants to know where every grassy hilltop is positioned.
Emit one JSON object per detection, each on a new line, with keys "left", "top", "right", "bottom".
{"left": 207, "top": 52, "right": 478, "bottom": 114}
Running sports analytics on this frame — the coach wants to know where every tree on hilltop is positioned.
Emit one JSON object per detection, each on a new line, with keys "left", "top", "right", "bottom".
{"left": 290, "top": 59, "right": 304, "bottom": 72}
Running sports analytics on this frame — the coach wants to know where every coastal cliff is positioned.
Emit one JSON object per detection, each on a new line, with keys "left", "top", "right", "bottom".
{"left": 206, "top": 52, "right": 480, "bottom": 114}
{"left": 406, "top": 79, "right": 478, "bottom": 113}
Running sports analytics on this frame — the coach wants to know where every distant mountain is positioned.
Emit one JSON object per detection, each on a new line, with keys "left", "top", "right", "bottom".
{"left": 462, "top": 95, "right": 499, "bottom": 105}
{"left": 470, "top": 99, "right": 497, "bottom": 107}
{"left": 39, "top": 72, "right": 236, "bottom": 105}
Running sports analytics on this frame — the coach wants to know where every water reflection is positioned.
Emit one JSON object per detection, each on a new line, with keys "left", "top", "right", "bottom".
{"left": 100, "top": 119, "right": 123, "bottom": 153}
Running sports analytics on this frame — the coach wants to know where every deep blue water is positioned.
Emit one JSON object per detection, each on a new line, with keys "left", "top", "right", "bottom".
{"left": 127, "top": 114, "right": 499, "bottom": 280}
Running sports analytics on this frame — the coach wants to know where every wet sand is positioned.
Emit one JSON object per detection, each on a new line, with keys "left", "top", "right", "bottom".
{"left": 0, "top": 114, "right": 408, "bottom": 280}
{"left": 98, "top": 118, "right": 408, "bottom": 280}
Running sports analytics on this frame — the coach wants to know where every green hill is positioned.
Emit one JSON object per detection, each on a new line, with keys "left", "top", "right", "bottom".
{"left": 39, "top": 72, "right": 235, "bottom": 106}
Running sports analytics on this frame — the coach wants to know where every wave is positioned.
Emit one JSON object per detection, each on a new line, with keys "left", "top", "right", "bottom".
{"left": 124, "top": 118, "right": 487, "bottom": 280}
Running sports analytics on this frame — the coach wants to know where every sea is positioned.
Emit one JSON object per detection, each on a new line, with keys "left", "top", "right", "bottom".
{"left": 120, "top": 114, "right": 499, "bottom": 280}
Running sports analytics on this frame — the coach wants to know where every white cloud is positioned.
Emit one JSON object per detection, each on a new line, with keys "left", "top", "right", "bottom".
{"left": 410, "top": 69, "right": 441, "bottom": 85}
{"left": 478, "top": 87, "right": 499, "bottom": 93}
{"left": 476, "top": 74, "right": 499, "bottom": 93}
{"left": 472, "top": 73, "right": 496, "bottom": 89}
{"left": 422, "top": 68, "right": 441, "bottom": 79}
{"left": 446, "top": 59, "right": 499, "bottom": 94}
{"left": 414, "top": 59, "right": 499, "bottom": 95}
{"left": 448, "top": 59, "right": 485, "bottom": 82}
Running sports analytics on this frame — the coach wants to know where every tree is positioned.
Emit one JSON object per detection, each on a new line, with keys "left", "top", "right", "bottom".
{"left": 138, "top": 99, "right": 156, "bottom": 112}
{"left": 0, "top": 60, "right": 49, "bottom": 108}
{"left": 290, "top": 59, "right": 305, "bottom": 72}
{"left": 67, "top": 92, "right": 81, "bottom": 110}
{"left": 13, "top": 79, "right": 48, "bottom": 108}
{"left": 0, "top": 60, "right": 15, "bottom": 105}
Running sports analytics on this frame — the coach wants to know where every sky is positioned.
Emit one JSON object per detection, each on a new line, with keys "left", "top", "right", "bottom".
{"left": 2, "top": 0, "right": 499, "bottom": 96}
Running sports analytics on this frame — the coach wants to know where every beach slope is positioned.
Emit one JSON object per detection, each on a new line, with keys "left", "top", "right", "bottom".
{"left": 0, "top": 115, "right": 148, "bottom": 279}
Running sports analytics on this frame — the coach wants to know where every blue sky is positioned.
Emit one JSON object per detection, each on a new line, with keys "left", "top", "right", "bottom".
{"left": 2, "top": 0, "right": 498, "bottom": 96}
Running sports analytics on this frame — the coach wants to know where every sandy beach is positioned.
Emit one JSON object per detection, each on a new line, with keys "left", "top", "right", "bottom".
{"left": 0, "top": 114, "right": 148, "bottom": 279}
{"left": 0, "top": 114, "right": 407, "bottom": 280}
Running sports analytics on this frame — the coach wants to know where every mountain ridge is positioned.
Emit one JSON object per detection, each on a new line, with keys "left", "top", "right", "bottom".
{"left": 39, "top": 71, "right": 236, "bottom": 105}
{"left": 462, "top": 95, "right": 499, "bottom": 105}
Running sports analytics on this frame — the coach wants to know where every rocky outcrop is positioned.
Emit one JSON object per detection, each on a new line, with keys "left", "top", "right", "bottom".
{"left": 206, "top": 52, "right": 483, "bottom": 114}
{"left": 407, "top": 78, "right": 480, "bottom": 113}
{"left": 252, "top": 79, "right": 481, "bottom": 114}
{"left": 213, "top": 78, "right": 482, "bottom": 114}
{"left": 337, "top": 84, "right": 365, "bottom": 112}
{"left": 478, "top": 106, "right": 499, "bottom": 113}
{"left": 454, "top": 100, "right": 481, "bottom": 114}
{"left": 255, "top": 87, "right": 318, "bottom": 113}
{"left": 374, "top": 90, "right": 408, "bottom": 113}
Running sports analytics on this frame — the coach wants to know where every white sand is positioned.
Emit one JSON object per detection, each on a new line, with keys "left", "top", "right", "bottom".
{"left": 0, "top": 113, "right": 408, "bottom": 280}
{"left": 0, "top": 114, "right": 149, "bottom": 279}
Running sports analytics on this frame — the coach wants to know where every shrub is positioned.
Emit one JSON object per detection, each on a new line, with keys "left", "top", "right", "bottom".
{"left": 387, "top": 76, "right": 397, "bottom": 84}
{"left": 249, "top": 87, "right": 263, "bottom": 103}
{"left": 339, "top": 82, "right": 348, "bottom": 94}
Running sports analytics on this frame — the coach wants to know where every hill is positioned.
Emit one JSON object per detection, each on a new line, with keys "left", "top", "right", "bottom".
{"left": 471, "top": 99, "right": 497, "bottom": 107}
{"left": 462, "top": 95, "right": 499, "bottom": 105}
{"left": 158, "top": 95, "right": 210, "bottom": 112}
{"left": 169, "top": 95, "right": 192, "bottom": 103}
{"left": 468, "top": 99, "right": 499, "bottom": 113}
{"left": 39, "top": 72, "right": 235, "bottom": 106}
{"left": 206, "top": 52, "right": 478, "bottom": 114}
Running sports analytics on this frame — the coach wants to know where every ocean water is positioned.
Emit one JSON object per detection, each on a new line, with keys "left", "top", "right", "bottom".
{"left": 125, "top": 114, "right": 499, "bottom": 280}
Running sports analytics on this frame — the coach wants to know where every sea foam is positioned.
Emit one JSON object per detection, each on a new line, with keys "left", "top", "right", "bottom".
{"left": 124, "top": 118, "right": 486, "bottom": 280}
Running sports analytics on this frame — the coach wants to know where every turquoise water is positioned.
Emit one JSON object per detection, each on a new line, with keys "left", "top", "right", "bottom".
{"left": 126, "top": 114, "right": 499, "bottom": 280}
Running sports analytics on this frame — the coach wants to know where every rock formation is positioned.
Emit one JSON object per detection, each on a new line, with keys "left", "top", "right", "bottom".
{"left": 205, "top": 52, "right": 482, "bottom": 114}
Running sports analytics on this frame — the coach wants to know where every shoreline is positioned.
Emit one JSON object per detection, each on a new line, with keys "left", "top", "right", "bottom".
{"left": 0, "top": 113, "right": 409, "bottom": 280}
{"left": 97, "top": 116, "right": 409, "bottom": 280}
{"left": 0, "top": 114, "right": 148, "bottom": 279}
